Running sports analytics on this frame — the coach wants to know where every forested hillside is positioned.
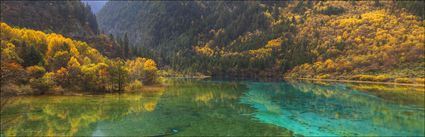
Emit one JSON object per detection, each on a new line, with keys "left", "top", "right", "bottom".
{"left": 98, "top": 1, "right": 424, "bottom": 81}
{"left": 284, "top": 1, "right": 424, "bottom": 83}
{"left": 0, "top": 1, "right": 127, "bottom": 58}
{"left": 98, "top": 1, "right": 288, "bottom": 77}
{"left": 1, "top": 1, "right": 98, "bottom": 37}
{"left": 0, "top": 22, "right": 160, "bottom": 96}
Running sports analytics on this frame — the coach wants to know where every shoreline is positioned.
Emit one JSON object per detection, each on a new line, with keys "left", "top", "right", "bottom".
{"left": 285, "top": 77, "right": 425, "bottom": 87}
{"left": 3, "top": 77, "right": 424, "bottom": 98}
{"left": 165, "top": 76, "right": 211, "bottom": 79}
{"left": 0, "top": 85, "right": 166, "bottom": 97}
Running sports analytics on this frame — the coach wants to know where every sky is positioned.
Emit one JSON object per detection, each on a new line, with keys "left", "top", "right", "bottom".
{"left": 82, "top": 0, "right": 108, "bottom": 14}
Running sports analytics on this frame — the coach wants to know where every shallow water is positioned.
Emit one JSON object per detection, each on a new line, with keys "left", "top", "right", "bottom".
{"left": 1, "top": 79, "right": 424, "bottom": 136}
{"left": 240, "top": 81, "right": 424, "bottom": 136}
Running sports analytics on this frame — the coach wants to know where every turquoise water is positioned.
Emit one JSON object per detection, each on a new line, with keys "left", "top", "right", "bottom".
{"left": 1, "top": 79, "right": 424, "bottom": 136}
{"left": 240, "top": 81, "right": 425, "bottom": 136}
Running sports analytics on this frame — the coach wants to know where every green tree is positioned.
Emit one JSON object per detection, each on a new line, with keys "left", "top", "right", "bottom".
{"left": 123, "top": 33, "right": 130, "bottom": 58}
{"left": 21, "top": 44, "right": 43, "bottom": 67}
{"left": 108, "top": 59, "right": 128, "bottom": 92}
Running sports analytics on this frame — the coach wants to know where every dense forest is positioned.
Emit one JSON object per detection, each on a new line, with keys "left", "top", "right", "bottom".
{"left": 0, "top": 1, "right": 125, "bottom": 58}
{"left": 98, "top": 1, "right": 424, "bottom": 82}
{"left": 284, "top": 1, "right": 424, "bottom": 83}
{"left": 1, "top": 1, "right": 98, "bottom": 37}
{"left": 98, "top": 1, "right": 286, "bottom": 77}
{"left": 0, "top": 22, "right": 160, "bottom": 95}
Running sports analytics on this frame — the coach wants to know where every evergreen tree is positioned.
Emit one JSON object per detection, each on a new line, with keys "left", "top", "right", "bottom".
{"left": 123, "top": 33, "right": 130, "bottom": 58}
{"left": 108, "top": 59, "right": 128, "bottom": 92}
{"left": 19, "top": 42, "right": 43, "bottom": 67}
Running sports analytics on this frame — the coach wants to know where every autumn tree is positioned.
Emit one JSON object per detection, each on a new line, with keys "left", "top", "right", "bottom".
{"left": 1, "top": 22, "right": 162, "bottom": 95}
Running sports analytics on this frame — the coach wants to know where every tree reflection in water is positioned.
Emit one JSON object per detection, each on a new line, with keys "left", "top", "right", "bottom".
{"left": 0, "top": 79, "right": 291, "bottom": 136}
{"left": 0, "top": 90, "right": 164, "bottom": 136}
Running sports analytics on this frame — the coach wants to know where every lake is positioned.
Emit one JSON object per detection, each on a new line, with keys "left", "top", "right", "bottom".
{"left": 1, "top": 79, "right": 424, "bottom": 136}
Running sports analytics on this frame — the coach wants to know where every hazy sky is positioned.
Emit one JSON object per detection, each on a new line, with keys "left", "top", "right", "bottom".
{"left": 82, "top": 0, "right": 108, "bottom": 14}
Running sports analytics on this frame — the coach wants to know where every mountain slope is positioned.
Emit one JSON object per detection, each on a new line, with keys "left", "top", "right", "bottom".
{"left": 98, "top": 1, "right": 289, "bottom": 76}
{"left": 283, "top": 1, "right": 424, "bottom": 81}
{"left": 1, "top": 1, "right": 126, "bottom": 58}
{"left": 1, "top": 1, "right": 98, "bottom": 38}
{"left": 98, "top": 1, "right": 424, "bottom": 80}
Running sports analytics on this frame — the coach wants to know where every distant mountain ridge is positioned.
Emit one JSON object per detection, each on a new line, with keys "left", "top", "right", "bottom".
{"left": 83, "top": 1, "right": 107, "bottom": 14}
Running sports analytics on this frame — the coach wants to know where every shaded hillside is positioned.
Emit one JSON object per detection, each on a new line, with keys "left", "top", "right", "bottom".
{"left": 1, "top": 1, "right": 127, "bottom": 58}
{"left": 98, "top": 1, "right": 289, "bottom": 77}
{"left": 1, "top": 1, "right": 98, "bottom": 38}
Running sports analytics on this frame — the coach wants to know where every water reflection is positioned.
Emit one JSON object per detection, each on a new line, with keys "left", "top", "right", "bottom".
{"left": 240, "top": 80, "right": 425, "bottom": 136}
{"left": 0, "top": 79, "right": 291, "bottom": 136}
{"left": 3, "top": 79, "right": 421, "bottom": 136}
{"left": 0, "top": 90, "right": 164, "bottom": 136}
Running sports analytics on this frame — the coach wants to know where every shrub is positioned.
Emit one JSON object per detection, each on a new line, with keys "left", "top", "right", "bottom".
{"left": 0, "top": 83, "right": 33, "bottom": 95}
{"left": 142, "top": 59, "right": 159, "bottom": 85}
{"left": 125, "top": 80, "right": 144, "bottom": 92}
{"left": 26, "top": 65, "right": 46, "bottom": 78}
{"left": 316, "top": 74, "right": 331, "bottom": 79}
{"left": 48, "top": 86, "right": 65, "bottom": 94}
{"left": 352, "top": 75, "right": 391, "bottom": 82}
{"left": 29, "top": 78, "right": 49, "bottom": 94}
{"left": 395, "top": 78, "right": 413, "bottom": 83}
{"left": 414, "top": 78, "right": 425, "bottom": 84}
{"left": 375, "top": 75, "right": 391, "bottom": 82}
{"left": 357, "top": 75, "right": 375, "bottom": 81}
